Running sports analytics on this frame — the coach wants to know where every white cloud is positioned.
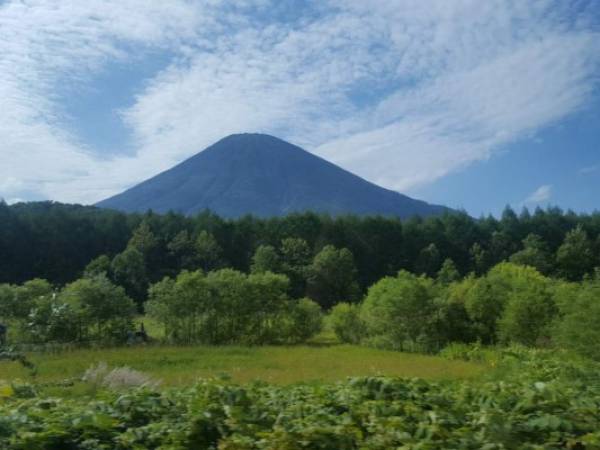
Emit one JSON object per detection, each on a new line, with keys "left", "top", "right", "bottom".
{"left": 580, "top": 165, "right": 599, "bottom": 175}
{"left": 524, "top": 185, "right": 552, "bottom": 204}
{"left": 0, "top": 0, "right": 598, "bottom": 204}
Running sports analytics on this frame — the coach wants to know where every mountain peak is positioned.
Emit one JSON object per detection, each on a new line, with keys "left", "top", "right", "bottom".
{"left": 97, "top": 134, "right": 448, "bottom": 218}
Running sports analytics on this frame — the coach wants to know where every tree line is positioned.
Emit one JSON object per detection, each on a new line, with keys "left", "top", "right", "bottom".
{"left": 1, "top": 200, "right": 599, "bottom": 356}
{"left": 1, "top": 260, "right": 599, "bottom": 361}
{"left": 1, "top": 201, "right": 600, "bottom": 295}
{"left": 0, "top": 270, "right": 323, "bottom": 346}
{"left": 330, "top": 262, "right": 600, "bottom": 360}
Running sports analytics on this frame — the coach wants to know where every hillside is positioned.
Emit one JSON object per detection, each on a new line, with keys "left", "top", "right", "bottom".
{"left": 97, "top": 133, "right": 448, "bottom": 218}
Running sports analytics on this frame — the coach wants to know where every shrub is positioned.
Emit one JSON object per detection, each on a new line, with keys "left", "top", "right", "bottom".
{"left": 555, "top": 281, "right": 600, "bottom": 360}
{"left": 147, "top": 269, "right": 291, "bottom": 345}
{"left": 361, "top": 271, "right": 437, "bottom": 352}
{"left": 60, "top": 275, "right": 136, "bottom": 344}
{"left": 284, "top": 298, "right": 323, "bottom": 343}
{"left": 4, "top": 357, "right": 600, "bottom": 449}
{"left": 465, "top": 263, "right": 556, "bottom": 346}
{"left": 328, "top": 303, "right": 365, "bottom": 344}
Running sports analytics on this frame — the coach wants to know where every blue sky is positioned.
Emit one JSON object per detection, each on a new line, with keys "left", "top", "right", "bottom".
{"left": 0, "top": 0, "right": 598, "bottom": 216}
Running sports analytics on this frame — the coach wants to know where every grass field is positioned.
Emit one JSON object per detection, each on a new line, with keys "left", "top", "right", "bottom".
{"left": 1, "top": 343, "right": 482, "bottom": 387}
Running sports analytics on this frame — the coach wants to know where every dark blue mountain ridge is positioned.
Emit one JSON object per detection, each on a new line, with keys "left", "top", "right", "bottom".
{"left": 96, "top": 133, "right": 449, "bottom": 218}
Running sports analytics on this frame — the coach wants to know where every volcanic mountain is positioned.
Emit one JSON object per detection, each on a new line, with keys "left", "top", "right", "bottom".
{"left": 97, "top": 133, "right": 448, "bottom": 218}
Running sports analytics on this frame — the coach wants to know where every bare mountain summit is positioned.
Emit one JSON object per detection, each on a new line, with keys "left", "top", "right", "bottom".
{"left": 97, "top": 133, "right": 448, "bottom": 218}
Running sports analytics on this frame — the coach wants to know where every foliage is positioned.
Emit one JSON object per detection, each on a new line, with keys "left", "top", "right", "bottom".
{"left": 147, "top": 269, "right": 320, "bottom": 345}
{"left": 280, "top": 237, "right": 311, "bottom": 297}
{"left": 12, "top": 279, "right": 53, "bottom": 320}
{"left": 1, "top": 353, "right": 600, "bottom": 449}
{"left": 306, "top": 245, "right": 360, "bottom": 309}
{"left": 432, "top": 279, "right": 477, "bottom": 345}
{"left": 555, "top": 280, "right": 600, "bottom": 360}
{"left": 509, "top": 233, "right": 553, "bottom": 274}
{"left": 464, "top": 263, "right": 555, "bottom": 345}
{"left": 361, "top": 271, "right": 437, "bottom": 352}
{"left": 127, "top": 221, "right": 159, "bottom": 260}
{"left": 0, "top": 283, "right": 16, "bottom": 321}
{"left": 26, "top": 295, "right": 80, "bottom": 343}
{"left": 556, "top": 225, "right": 595, "bottom": 281}
{"left": 495, "top": 266, "right": 556, "bottom": 346}
{"left": 436, "top": 258, "right": 460, "bottom": 284}
{"left": 60, "top": 275, "right": 136, "bottom": 344}
{"left": 167, "top": 230, "right": 198, "bottom": 271}
{"left": 195, "top": 230, "right": 223, "bottom": 272}
{"left": 282, "top": 298, "right": 323, "bottom": 343}
{"left": 328, "top": 302, "right": 365, "bottom": 344}
{"left": 250, "top": 244, "right": 280, "bottom": 274}
{"left": 110, "top": 247, "right": 148, "bottom": 304}
{"left": 2, "top": 203, "right": 599, "bottom": 292}
{"left": 415, "top": 242, "right": 441, "bottom": 276}
{"left": 83, "top": 255, "right": 111, "bottom": 278}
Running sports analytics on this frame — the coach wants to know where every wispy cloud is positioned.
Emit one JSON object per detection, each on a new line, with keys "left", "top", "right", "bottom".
{"left": 579, "top": 165, "right": 599, "bottom": 175}
{"left": 0, "top": 0, "right": 598, "bottom": 204}
{"left": 524, "top": 185, "right": 553, "bottom": 204}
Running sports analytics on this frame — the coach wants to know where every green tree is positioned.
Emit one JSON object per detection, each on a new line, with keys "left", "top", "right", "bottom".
{"left": 251, "top": 245, "right": 281, "bottom": 274}
{"left": 488, "top": 230, "right": 516, "bottom": 264}
{"left": 306, "top": 246, "right": 360, "bottom": 309}
{"left": 509, "top": 233, "right": 552, "bottom": 275}
{"left": 204, "top": 269, "right": 248, "bottom": 343}
{"left": 84, "top": 255, "right": 111, "bottom": 278}
{"left": 195, "top": 230, "right": 223, "bottom": 272}
{"left": 470, "top": 243, "right": 490, "bottom": 276}
{"left": 60, "top": 275, "right": 135, "bottom": 343}
{"left": 556, "top": 226, "right": 595, "bottom": 280}
{"left": 435, "top": 277, "right": 478, "bottom": 344}
{"left": 465, "top": 262, "right": 555, "bottom": 345}
{"left": 111, "top": 248, "right": 148, "bottom": 305}
{"left": 415, "top": 243, "right": 441, "bottom": 277}
{"left": 0, "top": 284, "right": 15, "bottom": 321}
{"left": 167, "top": 230, "right": 198, "bottom": 271}
{"left": 128, "top": 221, "right": 159, "bottom": 258}
{"left": 26, "top": 295, "right": 80, "bottom": 343}
{"left": 280, "top": 238, "right": 311, "bottom": 297}
{"left": 329, "top": 302, "right": 365, "bottom": 344}
{"left": 281, "top": 238, "right": 311, "bottom": 267}
{"left": 361, "top": 271, "right": 436, "bottom": 351}
{"left": 147, "top": 271, "right": 211, "bottom": 343}
{"left": 497, "top": 270, "right": 556, "bottom": 346}
{"left": 13, "top": 279, "right": 53, "bottom": 320}
{"left": 245, "top": 271, "right": 290, "bottom": 343}
{"left": 555, "top": 281, "right": 600, "bottom": 360}
{"left": 148, "top": 269, "right": 292, "bottom": 345}
{"left": 284, "top": 298, "right": 323, "bottom": 343}
{"left": 145, "top": 276, "right": 177, "bottom": 339}
{"left": 437, "top": 258, "right": 460, "bottom": 285}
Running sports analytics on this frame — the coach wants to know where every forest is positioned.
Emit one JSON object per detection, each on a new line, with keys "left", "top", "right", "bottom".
{"left": 1, "top": 201, "right": 599, "bottom": 357}
{"left": 2, "top": 200, "right": 599, "bottom": 289}
{"left": 2, "top": 201, "right": 600, "bottom": 448}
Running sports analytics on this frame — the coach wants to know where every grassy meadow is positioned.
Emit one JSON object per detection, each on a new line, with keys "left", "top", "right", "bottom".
{"left": 1, "top": 343, "right": 482, "bottom": 388}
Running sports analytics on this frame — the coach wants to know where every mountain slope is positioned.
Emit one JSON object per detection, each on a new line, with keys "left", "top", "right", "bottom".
{"left": 97, "top": 133, "right": 448, "bottom": 218}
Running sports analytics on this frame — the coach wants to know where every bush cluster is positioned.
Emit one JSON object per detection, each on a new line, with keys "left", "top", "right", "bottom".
{"left": 329, "top": 262, "right": 600, "bottom": 359}
{"left": 0, "top": 276, "right": 135, "bottom": 345}
{"left": 146, "top": 269, "right": 322, "bottom": 345}
{"left": 1, "top": 352, "right": 599, "bottom": 449}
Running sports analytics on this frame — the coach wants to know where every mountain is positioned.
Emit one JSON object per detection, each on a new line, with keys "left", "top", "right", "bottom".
{"left": 97, "top": 133, "right": 449, "bottom": 218}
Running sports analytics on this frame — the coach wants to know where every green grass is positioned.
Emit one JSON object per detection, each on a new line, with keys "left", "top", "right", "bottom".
{"left": 1, "top": 344, "right": 482, "bottom": 387}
